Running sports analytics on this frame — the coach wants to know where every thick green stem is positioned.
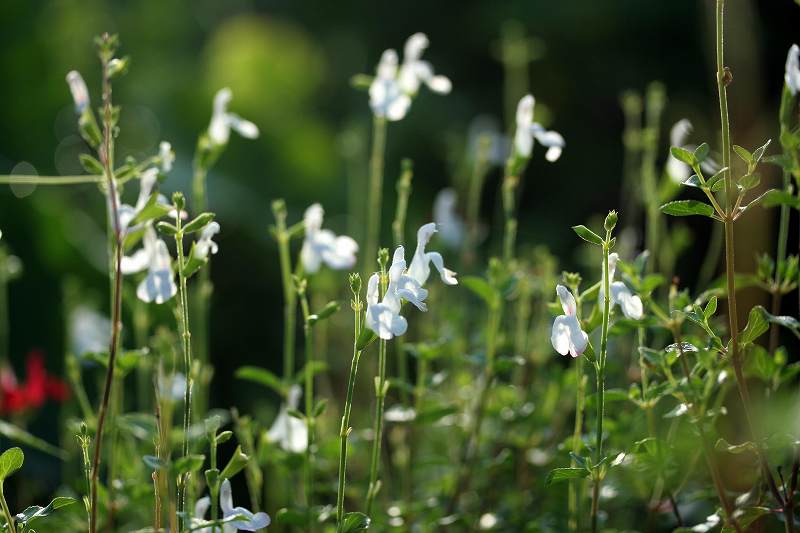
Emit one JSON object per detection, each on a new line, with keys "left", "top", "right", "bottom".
{"left": 364, "top": 116, "right": 388, "bottom": 275}
{"left": 336, "top": 300, "right": 363, "bottom": 532}
{"left": 90, "top": 39, "right": 124, "bottom": 533}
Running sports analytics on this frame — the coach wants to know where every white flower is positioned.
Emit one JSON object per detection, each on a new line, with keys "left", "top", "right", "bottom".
{"left": 118, "top": 167, "right": 160, "bottom": 234}
{"left": 193, "top": 479, "right": 270, "bottom": 533}
{"left": 433, "top": 189, "right": 466, "bottom": 249}
{"left": 407, "top": 223, "right": 458, "bottom": 287}
{"left": 300, "top": 203, "right": 358, "bottom": 273}
{"left": 513, "top": 95, "right": 564, "bottom": 162}
{"left": 551, "top": 285, "right": 588, "bottom": 358}
{"left": 366, "top": 247, "right": 428, "bottom": 340}
{"left": 786, "top": 44, "right": 800, "bottom": 96}
{"left": 70, "top": 306, "right": 111, "bottom": 356}
{"left": 159, "top": 141, "right": 174, "bottom": 173}
{"left": 195, "top": 221, "right": 220, "bottom": 261}
{"left": 122, "top": 226, "right": 178, "bottom": 304}
{"left": 66, "top": 71, "right": 89, "bottom": 112}
{"left": 667, "top": 119, "right": 720, "bottom": 183}
{"left": 397, "top": 33, "right": 452, "bottom": 96}
{"left": 267, "top": 385, "right": 308, "bottom": 453}
{"left": 208, "top": 88, "right": 260, "bottom": 146}
{"left": 600, "top": 253, "right": 643, "bottom": 320}
{"left": 159, "top": 372, "right": 186, "bottom": 402}
{"left": 369, "top": 50, "right": 412, "bottom": 121}
{"left": 368, "top": 32, "right": 451, "bottom": 121}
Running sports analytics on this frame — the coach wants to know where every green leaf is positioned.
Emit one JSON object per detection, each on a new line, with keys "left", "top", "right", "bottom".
{"left": 0, "top": 421, "right": 66, "bottom": 459}
{"left": 670, "top": 146, "right": 696, "bottom": 166}
{"left": 751, "top": 139, "right": 771, "bottom": 163}
{"left": 715, "top": 438, "right": 757, "bottom": 455}
{"left": 740, "top": 306, "right": 769, "bottom": 345}
{"left": 143, "top": 455, "right": 167, "bottom": 470}
{"left": 693, "top": 143, "right": 710, "bottom": 162}
{"left": 733, "top": 144, "right": 753, "bottom": 164}
{"left": 710, "top": 176, "right": 727, "bottom": 192}
{"left": 312, "top": 301, "right": 340, "bottom": 322}
{"left": 544, "top": 467, "right": 588, "bottom": 486}
{"left": 156, "top": 221, "right": 179, "bottom": 236}
{"left": 15, "top": 496, "right": 77, "bottom": 525}
{"left": 132, "top": 194, "right": 172, "bottom": 226}
{"left": 235, "top": 366, "right": 287, "bottom": 396}
{"left": 0, "top": 447, "right": 24, "bottom": 480}
{"left": 172, "top": 454, "right": 205, "bottom": 475}
{"left": 738, "top": 173, "right": 760, "bottom": 191}
{"left": 356, "top": 327, "right": 377, "bottom": 351}
{"left": 660, "top": 200, "right": 715, "bottom": 218}
{"left": 704, "top": 296, "right": 718, "bottom": 319}
{"left": 79, "top": 154, "right": 104, "bottom": 174}
{"left": 681, "top": 174, "right": 702, "bottom": 188}
{"left": 341, "top": 512, "right": 371, "bottom": 532}
{"left": 312, "top": 398, "right": 328, "bottom": 418}
{"left": 572, "top": 225, "right": 604, "bottom": 246}
{"left": 461, "top": 276, "right": 497, "bottom": 306}
{"left": 705, "top": 167, "right": 728, "bottom": 190}
{"left": 759, "top": 189, "right": 800, "bottom": 209}
{"left": 275, "top": 507, "right": 308, "bottom": 526}
{"left": 294, "top": 361, "right": 329, "bottom": 385}
{"left": 220, "top": 445, "right": 249, "bottom": 480}
{"left": 737, "top": 188, "right": 778, "bottom": 217}
{"left": 183, "top": 212, "right": 215, "bottom": 234}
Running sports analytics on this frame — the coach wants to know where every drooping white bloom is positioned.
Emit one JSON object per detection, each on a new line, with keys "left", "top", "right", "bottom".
{"left": 267, "top": 385, "right": 308, "bottom": 453}
{"left": 159, "top": 141, "right": 174, "bottom": 173}
{"left": 513, "top": 95, "right": 565, "bottom": 162}
{"left": 300, "top": 203, "right": 358, "bottom": 273}
{"left": 600, "top": 253, "right": 644, "bottom": 320}
{"left": 368, "top": 33, "right": 451, "bottom": 121}
{"left": 66, "top": 71, "right": 89, "bottom": 112}
{"left": 397, "top": 33, "right": 452, "bottom": 96}
{"left": 786, "top": 44, "right": 800, "bottom": 96}
{"left": 369, "top": 50, "right": 412, "bottom": 121}
{"left": 70, "top": 306, "right": 111, "bottom": 357}
{"left": 407, "top": 223, "right": 458, "bottom": 287}
{"left": 195, "top": 221, "right": 220, "bottom": 261}
{"left": 193, "top": 479, "right": 270, "bottom": 533}
{"left": 551, "top": 285, "right": 588, "bottom": 358}
{"left": 208, "top": 88, "right": 260, "bottom": 146}
{"left": 366, "top": 247, "right": 428, "bottom": 340}
{"left": 433, "top": 189, "right": 466, "bottom": 249}
{"left": 122, "top": 226, "right": 177, "bottom": 304}
{"left": 667, "top": 119, "right": 720, "bottom": 184}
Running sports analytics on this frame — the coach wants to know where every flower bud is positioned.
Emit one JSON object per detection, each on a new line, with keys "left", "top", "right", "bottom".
{"left": 604, "top": 210, "right": 618, "bottom": 232}
{"left": 377, "top": 248, "right": 390, "bottom": 271}
{"left": 349, "top": 272, "right": 362, "bottom": 295}
{"left": 271, "top": 199, "right": 287, "bottom": 222}
{"left": 171, "top": 191, "right": 186, "bottom": 211}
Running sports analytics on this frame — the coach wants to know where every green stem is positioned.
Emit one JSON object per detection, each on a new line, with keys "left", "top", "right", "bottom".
{"left": 0, "top": 482, "right": 16, "bottom": 533}
{"left": 641, "top": 83, "right": 664, "bottom": 274}
{"left": 365, "top": 336, "right": 388, "bottom": 517}
{"left": 364, "top": 116, "right": 388, "bottom": 275}
{"left": 174, "top": 215, "right": 194, "bottom": 532}
{"left": 298, "top": 288, "right": 315, "bottom": 528}
{"left": 0, "top": 175, "right": 103, "bottom": 185}
{"left": 336, "top": 297, "right": 363, "bottom": 532}
{"left": 591, "top": 232, "right": 612, "bottom": 533}
{"left": 210, "top": 435, "right": 219, "bottom": 533}
{"left": 392, "top": 160, "right": 413, "bottom": 407}
{"left": 463, "top": 136, "right": 491, "bottom": 266}
{"left": 90, "top": 38, "right": 124, "bottom": 533}
{"left": 568, "top": 353, "right": 586, "bottom": 531}
{"left": 191, "top": 165, "right": 211, "bottom": 418}
{"left": 501, "top": 174, "right": 519, "bottom": 264}
{"left": 275, "top": 216, "right": 297, "bottom": 383}
{"left": 769, "top": 171, "right": 791, "bottom": 353}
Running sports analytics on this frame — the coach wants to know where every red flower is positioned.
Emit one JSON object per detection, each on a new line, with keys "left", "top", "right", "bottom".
{"left": 0, "top": 350, "right": 70, "bottom": 415}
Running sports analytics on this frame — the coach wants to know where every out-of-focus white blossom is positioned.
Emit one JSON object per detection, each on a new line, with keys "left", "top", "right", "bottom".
{"left": 786, "top": 44, "right": 800, "bottom": 95}
{"left": 300, "top": 203, "right": 358, "bottom": 273}
{"left": 267, "top": 385, "right": 308, "bottom": 453}
{"left": 195, "top": 221, "right": 220, "bottom": 261}
{"left": 513, "top": 95, "right": 564, "bottom": 162}
{"left": 433, "top": 189, "right": 466, "bottom": 249}
{"left": 159, "top": 141, "right": 174, "bottom": 173}
{"left": 122, "top": 226, "right": 177, "bottom": 304}
{"left": 600, "top": 253, "right": 643, "bottom": 320}
{"left": 407, "top": 223, "right": 458, "bottom": 286}
{"left": 66, "top": 71, "right": 89, "bottom": 112}
{"left": 208, "top": 88, "right": 260, "bottom": 146}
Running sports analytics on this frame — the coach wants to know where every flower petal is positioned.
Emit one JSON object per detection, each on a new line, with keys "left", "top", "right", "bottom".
{"left": 121, "top": 248, "right": 150, "bottom": 275}
{"left": 426, "top": 252, "right": 458, "bottom": 285}
{"left": 219, "top": 479, "right": 234, "bottom": 515}
{"left": 556, "top": 285, "right": 577, "bottom": 316}
{"left": 610, "top": 281, "right": 643, "bottom": 320}
{"left": 228, "top": 114, "right": 259, "bottom": 139}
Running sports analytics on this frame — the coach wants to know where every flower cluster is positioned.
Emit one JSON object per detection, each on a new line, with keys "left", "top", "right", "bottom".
{"left": 366, "top": 223, "right": 457, "bottom": 340}
{"left": 369, "top": 33, "right": 452, "bottom": 121}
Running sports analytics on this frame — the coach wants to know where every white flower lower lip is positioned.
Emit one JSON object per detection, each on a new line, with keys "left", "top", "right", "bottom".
{"left": 551, "top": 284, "right": 588, "bottom": 358}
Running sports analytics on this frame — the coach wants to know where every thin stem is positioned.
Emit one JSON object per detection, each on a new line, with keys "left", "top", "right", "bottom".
{"left": 0, "top": 482, "right": 16, "bottom": 533}
{"left": 641, "top": 83, "right": 664, "bottom": 274}
{"left": 174, "top": 213, "right": 194, "bottom": 532}
{"left": 298, "top": 287, "right": 315, "bottom": 528}
{"left": 365, "top": 336, "right": 388, "bottom": 517}
{"left": 0, "top": 248, "right": 8, "bottom": 363}
{"left": 0, "top": 174, "right": 103, "bottom": 185}
{"left": 592, "top": 232, "right": 612, "bottom": 533}
{"left": 770, "top": 171, "right": 791, "bottom": 353}
{"left": 463, "top": 136, "right": 491, "bottom": 266}
{"left": 191, "top": 165, "right": 211, "bottom": 418}
{"left": 90, "top": 38, "right": 124, "bottom": 533}
{"left": 364, "top": 116, "right": 387, "bottom": 275}
{"left": 275, "top": 212, "right": 297, "bottom": 383}
{"left": 336, "top": 296, "right": 363, "bottom": 532}
{"left": 392, "top": 160, "right": 413, "bottom": 407}
{"left": 568, "top": 352, "right": 586, "bottom": 531}
{"left": 502, "top": 174, "right": 519, "bottom": 264}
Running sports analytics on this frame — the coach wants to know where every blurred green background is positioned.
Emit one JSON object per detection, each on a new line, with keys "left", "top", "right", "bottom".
{"left": 0, "top": 0, "right": 796, "bottom": 492}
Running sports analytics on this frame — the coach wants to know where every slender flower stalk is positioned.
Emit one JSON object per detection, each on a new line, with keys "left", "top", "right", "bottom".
{"left": 0, "top": 175, "right": 103, "bottom": 185}
{"left": 336, "top": 274, "right": 364, "bottom": 532}
{"left": 297, "top": 278, "right": 316, "bottom": 528}
{"left": 89, "top": 34, "right": 125, "bottom": 533}
{"left": 391, "top": 160, "right": 413, "bottom": 406}
{"left": 590, "top": 222, "right": 613, "bottom": 533}
{"left": 364, "top": 116, "right": 388, "bottom": 275}
{"left": 567, "top": 284, "right": 587, "bottom": 532}
{"left": 640, "top": 83, "right": 665, "bottom": 274}
{"left": 272, "top": 200, "right": 298, "bottom": 383}
{"left": 171, "top": 193, "right": 195, "bottom": 531}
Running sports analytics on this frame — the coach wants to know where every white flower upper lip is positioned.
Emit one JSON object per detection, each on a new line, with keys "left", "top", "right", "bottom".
{"left": 267, "top": 384, "right": 307, "bottom": 453}
{"left": 369, "top": 32, "right": 451, "bottom": 121}
{"left": 122, "top": 225, "right": 178, "bottom": 304}
{"left": 300, "top": 203, "right": 358, "bottom": 273}
{"left": 551, "top": 284, "right": 588, "bottom": 358}
{"left": 601, "top": 253, "right": 644, "bottom": 320}
{"left": 514, "top": 94, "right": 565, "bottom": 162}
{"left": 786, "top": 44, "right": 800, "bottom": 96}
{"left": 208, "top": 88, "right": 260, "bottom": 146}
{"left": 66, "top": 70, "right": 89, "bottom": 113}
